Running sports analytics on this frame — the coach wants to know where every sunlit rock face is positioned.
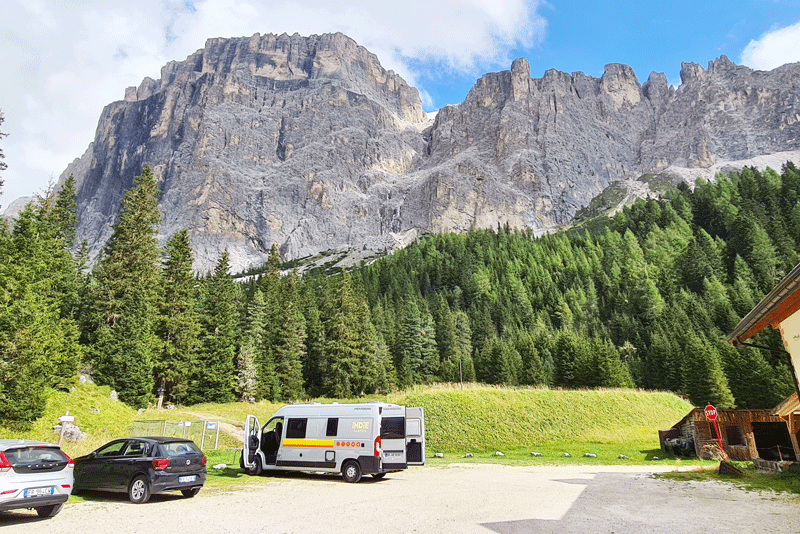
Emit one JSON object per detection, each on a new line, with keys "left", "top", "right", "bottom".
{"left": 61, "top": 32, "right": 800, "bottom": 271}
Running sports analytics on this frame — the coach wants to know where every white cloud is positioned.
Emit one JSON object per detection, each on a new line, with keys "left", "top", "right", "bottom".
{"left": 0, "top": 0, "right": 545, "bottom": 204}
{"left": 740, "top": 20, "right": 800, "bottom": 71}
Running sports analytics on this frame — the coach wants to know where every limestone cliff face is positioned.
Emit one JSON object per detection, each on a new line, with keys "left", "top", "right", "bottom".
{"left": 61, "top": 32, "right": 800, "bottom": 271}
{"left": 417, "top": 56, "right": 800, "bottom": 233}
{"left": 64, "top": 32, "right": 428, "bottom": 271}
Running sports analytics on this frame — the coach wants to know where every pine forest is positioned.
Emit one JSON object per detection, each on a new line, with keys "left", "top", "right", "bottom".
{"left": 3, "top": 162, "right": 800, "bottom": 427}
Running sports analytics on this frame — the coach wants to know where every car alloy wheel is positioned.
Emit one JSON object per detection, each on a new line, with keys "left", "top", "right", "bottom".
{"left": 128, "top": 475, "right": 151, "bottom": 504}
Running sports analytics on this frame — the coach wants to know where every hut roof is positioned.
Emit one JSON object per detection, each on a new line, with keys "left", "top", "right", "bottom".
{"left": 728, "top": 262, "right": 800, "bottom": 345}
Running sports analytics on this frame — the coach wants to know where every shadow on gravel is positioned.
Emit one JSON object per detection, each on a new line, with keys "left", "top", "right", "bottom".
{"left": 72, "top": 490, "right": 186, "bottom": 504}
{"left": 0, "top": 510, "right": 51, "bottom": 527}
{"left": 481, "top": 470, "right": 798, "bottom": 534}
{"left": 247, "top": 470, "right": 390, "bottom": 484}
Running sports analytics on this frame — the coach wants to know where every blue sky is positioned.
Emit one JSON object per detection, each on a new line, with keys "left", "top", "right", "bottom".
{"left": 1, "top": 0, "right": 799, "bottom": 204}
{"left": 421, "top": 1, "right": 800, "bottom": 107}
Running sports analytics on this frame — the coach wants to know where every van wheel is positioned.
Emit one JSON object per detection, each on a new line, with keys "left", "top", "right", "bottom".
{"left": 371, "top": 473, "right": 386, "bottom": 480}
{"left": 245, "top": 456, "right": 262, "bottom": 476}
{"left": 341, "top": 460, "right": 362, "bottom": 483}
{"left": 35, "top": 504, "right": 63, "bottom": 518}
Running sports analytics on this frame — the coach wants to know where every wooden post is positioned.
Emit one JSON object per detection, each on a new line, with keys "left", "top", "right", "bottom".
{"left": 58, "top": 413, "right": 67, "bottom": 445}
{"left": 788, "top": 414, "right": 800, "bottom": 461}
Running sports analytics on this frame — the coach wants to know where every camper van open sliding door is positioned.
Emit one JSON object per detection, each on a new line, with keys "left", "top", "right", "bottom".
{"left": 243, "top": 414, "right": 260, "bottom": 471}
{"left": 406, "top": 407, "right": 425, "bottom": 465}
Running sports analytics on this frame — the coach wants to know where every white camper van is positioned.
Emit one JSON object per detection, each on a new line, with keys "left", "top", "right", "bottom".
{"left": 241, "top": 403, "right": 425, "bottom": 482}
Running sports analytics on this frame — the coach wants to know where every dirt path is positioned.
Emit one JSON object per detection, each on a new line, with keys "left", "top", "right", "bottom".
{"left": 181, "top": 410, "right": 244, "bottom": 444}
{"left": 2, "top": 464, "right": 797, "bottom": 533}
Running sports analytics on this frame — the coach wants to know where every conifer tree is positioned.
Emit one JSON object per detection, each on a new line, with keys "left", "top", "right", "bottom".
{"left": 158, "top": 229, "right": 200, "bottom": 404}
{"left": 553, "top": 329, "right": 583, "bottom": 388}
{"left": 236, "top": 338, "right": 259, "bottom": 402}
{"left": 728, "top": 214, "right": 779, "bottom": 293}
{"left": 592, "top": 336, "right": 635, "bottom": 388}
{"left": 396, "top": 299, "right": 423, "bottom": 387}
{"left": 453, "top": 309, "right": 475, "bottom": 382}
{"left": 84, "top": 165, "right": 162, "bottom": 407}
{"left": 432, "top": 294, "right": 460, "bottom": 381}
{"left": 718, "top": 340, "right": 777, "bottom": 409}
{"left": 273, "top": 270, "right": 306, "bottom": 400}
{"left": 0, "top": 195, "right": 82, "bottom": 424}
{"left": 321, "top": 272, "right": 387, "bottom": 396}
{"left": 513, "top": 330, "right": 547, "bottom": 385}
{"left": 300, "top": 283, "right": 326, "bottom": 397}
{"left": 681, "top": 334, "right": 735, "bottom": 409}
{"left": 192, "top": 250, "right": 238, "bottom": 403}
{"left": 237, "top": 289, "right": 266, "bottom": 401}
{"left": 257, "top": 244, "right": 282, "bottom": 400}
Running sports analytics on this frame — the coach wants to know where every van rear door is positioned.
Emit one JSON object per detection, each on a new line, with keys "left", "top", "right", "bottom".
{"left": 380, "top": 406, "right": 407, "bottom": 470}
{"left": 405, "top": 407, "right": 425, "bottom": 465}
{"left": 242, "top": 414, "right": 260, "bottom": 471}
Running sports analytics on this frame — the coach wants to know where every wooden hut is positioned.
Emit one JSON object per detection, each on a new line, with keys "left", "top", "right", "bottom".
{"left": 670, "top": 406, "right": 797, "bottom": 461}
{"left": 728, "top": 261, "right": 800, "bottom": 461}
{"left": 772, "top": 392, "right": 800, "bottom": 460}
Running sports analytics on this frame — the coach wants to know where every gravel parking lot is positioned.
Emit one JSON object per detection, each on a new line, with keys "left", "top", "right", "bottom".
{"left": 1, "top": 464, "right": 798, "bottom": 533}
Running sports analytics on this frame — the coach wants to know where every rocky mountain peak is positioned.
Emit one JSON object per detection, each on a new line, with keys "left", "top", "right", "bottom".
{"left": 58, "top": 34, "right": 800, "bottom": 272}
{"left": 599, "top": 63, "right": 643, "bottom": 108}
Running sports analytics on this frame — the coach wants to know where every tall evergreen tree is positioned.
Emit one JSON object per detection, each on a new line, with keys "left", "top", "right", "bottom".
{"left": 83, "top": 165, "right": 162, "bottom": 407}
{"left": 272, "top": 270, "right": 306, "bottom": 400}
{"left": 300, "top": 283, "right": 326, "bottom": 397}
{"left": 192, "top": 250, "right": 238, "bottom": 403}
{"left": 0, "top": 194, "right": 82, "bottom": 425}
{"left": 157, "top": 229, "right": 200, "bottom": 404}
{"left": 257, "top": 244, "right": 282, "bottom": 400}
{"left": 321, "top": 272, "right": 387, "bottom": 396}
{"left": 681, "top": 334, "right": 735, "bottom": 409}
{"left": 237, "top": 289, "right": 266, "bottom": 401}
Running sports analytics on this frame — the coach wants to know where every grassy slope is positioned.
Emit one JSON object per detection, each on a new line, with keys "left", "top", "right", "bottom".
{"left": 1, "top": 383, "right": 692, "bottom": 466}
{"left": 394, "top": 384, "right": 692, "bottom": 459}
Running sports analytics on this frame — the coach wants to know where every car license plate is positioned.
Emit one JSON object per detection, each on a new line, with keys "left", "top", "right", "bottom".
{"left": 24, "top": 487, "right": 55, "bottom": 498}
{"left": 179, "top": 475, "right": 196, "bottom": 483}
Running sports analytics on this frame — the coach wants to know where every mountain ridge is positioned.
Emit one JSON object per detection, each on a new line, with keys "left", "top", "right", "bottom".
{"left": 53, "top": 32, "right": 800, "bottom": 271}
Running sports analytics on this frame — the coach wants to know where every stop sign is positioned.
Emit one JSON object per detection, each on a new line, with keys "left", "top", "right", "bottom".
{"left": 704, "top": 403, "right": 717, "bottom": 421}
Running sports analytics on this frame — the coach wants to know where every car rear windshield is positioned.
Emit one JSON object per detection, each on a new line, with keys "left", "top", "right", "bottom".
{"left": 5, "top": 446, "right": 69, "bottom": 473}
{"left": 161, "top": 442, "right": 202, "bottom": 457}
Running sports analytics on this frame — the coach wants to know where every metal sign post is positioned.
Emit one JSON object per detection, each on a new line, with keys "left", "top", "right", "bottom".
{"left": 704, "top": 403, "right": 725, "bottom": 456}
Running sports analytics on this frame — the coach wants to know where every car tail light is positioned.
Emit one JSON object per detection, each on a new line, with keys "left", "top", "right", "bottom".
{"left": 0, "top": 489, "right": 15, "bottom": 495}
{"left": 0, "top": 452, "right": 10, "bottom": 473}
{"left": 152, "top": 458, "right": 170, "bottom": 470}
{"left": 374, "top": 436, "right": 382, "bottom": 457}
{"left": 201, "top": 456, "right": 207, "bottom": 466}
{"left": 62, "top": 484, "right": 71, "bottom": 489}
{"left": 65, "top": 452, "right": 74, "bottom": 469}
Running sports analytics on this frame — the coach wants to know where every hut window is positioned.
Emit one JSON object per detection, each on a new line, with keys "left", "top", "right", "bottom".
{"left": 726, "top": 425, "right": 744, "bottom": 446}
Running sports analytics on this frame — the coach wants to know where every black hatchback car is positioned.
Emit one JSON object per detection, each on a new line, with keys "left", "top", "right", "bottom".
{"left": 73, "top": 437, "right": 206, "bottom": 503}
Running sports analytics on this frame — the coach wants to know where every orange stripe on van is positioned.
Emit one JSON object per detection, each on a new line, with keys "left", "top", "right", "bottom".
{"left": 281, "top": 439, "right": 335, "bottom": 448}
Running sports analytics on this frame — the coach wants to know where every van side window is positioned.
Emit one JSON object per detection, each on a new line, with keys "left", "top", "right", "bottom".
{"left": 326, "top": 418, "right": 339, "bottom": 437}
{"left": 286, "top": 418, "right": 308, "bottom": 439}
{"left": 381, "top": 417, "right": 405, "bottom": 439}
